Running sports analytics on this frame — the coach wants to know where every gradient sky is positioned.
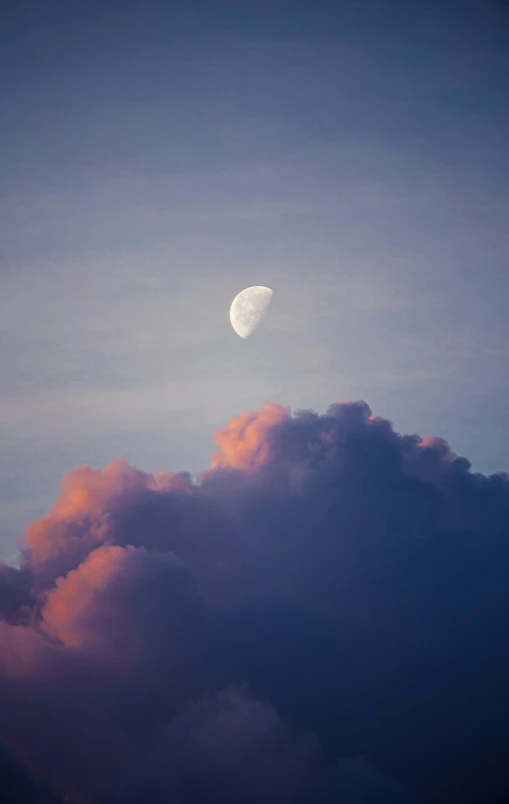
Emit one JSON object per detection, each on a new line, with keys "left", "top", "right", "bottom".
{"left": 1, "top": 0, "right": 507, "bottom": 559}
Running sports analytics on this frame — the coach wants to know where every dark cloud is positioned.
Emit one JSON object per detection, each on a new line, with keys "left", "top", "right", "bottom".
{"left": 0, "top": 744, "right": 64, "bottom": 803}
{"left": 0, "top": 562, "right": 33, "bottom": 624}
{"left": 0, "top": 400, "right": 508, "bottom": 802}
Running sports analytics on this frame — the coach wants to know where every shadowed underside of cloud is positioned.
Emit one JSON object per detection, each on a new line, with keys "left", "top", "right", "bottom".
{"left": 0, "top": 400, "right": 508, "bottom": 803}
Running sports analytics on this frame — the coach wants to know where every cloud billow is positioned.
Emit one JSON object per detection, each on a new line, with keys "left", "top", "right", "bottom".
{"left": 0, "top": 399, "right": 508, "bottom": 803}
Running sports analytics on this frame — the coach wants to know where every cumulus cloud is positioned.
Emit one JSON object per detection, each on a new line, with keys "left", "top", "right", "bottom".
{"left": 0, "top": 399, "right": 508, "bottom": 803}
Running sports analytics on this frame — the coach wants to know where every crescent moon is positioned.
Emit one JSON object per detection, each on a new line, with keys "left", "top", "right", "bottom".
{"left": 229, "top": 286, "right": 274, "bottom": 339}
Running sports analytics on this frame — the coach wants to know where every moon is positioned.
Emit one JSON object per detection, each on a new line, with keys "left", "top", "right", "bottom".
{"left": 229, "top": 286, "right": 274, "bottom": 339}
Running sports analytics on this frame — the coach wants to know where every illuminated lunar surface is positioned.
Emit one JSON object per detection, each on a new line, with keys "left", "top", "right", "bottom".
{"left": 229, "top": 286, "right": 274, "bottom": 339}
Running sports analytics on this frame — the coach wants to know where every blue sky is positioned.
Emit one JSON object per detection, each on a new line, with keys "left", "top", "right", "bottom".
{"left": 1, "top": 0, "right": 507, "bottom": 558}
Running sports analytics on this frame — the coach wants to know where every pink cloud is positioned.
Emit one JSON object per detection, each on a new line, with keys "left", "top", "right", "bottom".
{"left": 211, "top": 402, "right": 290, "bottom": 470}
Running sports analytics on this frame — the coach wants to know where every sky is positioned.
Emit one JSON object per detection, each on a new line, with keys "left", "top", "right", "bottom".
{"left": 1, "top": 0, "right": 508, "bottom": 557}
{"left": 0, "top": 3, "right": 509, "bottom": 801}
